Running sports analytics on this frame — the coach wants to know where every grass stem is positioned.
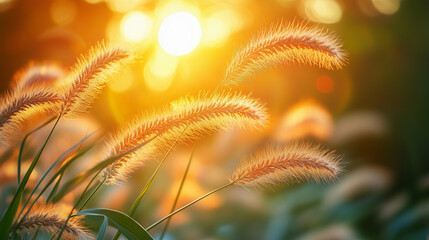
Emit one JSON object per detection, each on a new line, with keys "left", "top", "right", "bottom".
{"left": 147, "top": 182, "right": 234, "bottom": 231}
{"left": 17, "top": 116, "right": 56, "bottom": 185}
{"left": 55, "top": 170, "right": 103, "bottom": 239}
{"left": 112, "top": 128, "right": 188, "bottom": 240}
{"left": 159, "top": 145, "right": 196, "bottom": 240}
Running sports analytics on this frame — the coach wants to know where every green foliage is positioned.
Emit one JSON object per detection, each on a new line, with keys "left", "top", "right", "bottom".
{"left": 0, "top": 116, "right": 60, "bottom": 239}
{"left": 76, "top": 208, "right": 153, "bottom": 240}
{"left": 52, "top": 136, "right": 157, "bottom": 203}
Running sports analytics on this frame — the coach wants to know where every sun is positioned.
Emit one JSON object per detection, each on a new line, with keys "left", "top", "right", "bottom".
{"left": 158, "top": 12, "right": 202, "bottom": 56}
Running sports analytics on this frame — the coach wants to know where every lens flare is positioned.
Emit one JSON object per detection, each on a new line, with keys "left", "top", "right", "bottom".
{"left": 107, "top": 0, "right": 142, "bottom": 13}
{"left": 50, "top": 0, "right": 76, "bottom": 26}
{"left": 316, "top": 75, "right": 334, "bottom": 93}
{"left": 144, "top": 49, "right": 178, "bottom": 92}
{"left": 274, "top": 100, "right": 333, "bottom": 141}
{"left": 158, "top": 12, "right": 202, "bottom": 56}
{"left": 121, "top": 11, "right": 152, "bottom": 43}
{"left": 372, "top": 0, "right": 400, "bottom": 15}
{"left": 108, "top": 70, "right": 134, "bottom": 93}
{"left": 303, "top": 0, "right": 342, "bottom": 24}
{"left": 202, "top": 16, "right": 231, "bottom": 47}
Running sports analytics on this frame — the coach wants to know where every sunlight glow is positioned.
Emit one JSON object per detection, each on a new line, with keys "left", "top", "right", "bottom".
{"left": 107, "top": 0, "right": 143, "bottom": 13}
{"left": 85, "top": 0, "right": 103, "bottom": 4}
{"left": 202, "top": 16, "right": 231, "bottom": 47}
{"left": 50, "top": 0, "right": 76, "bottom": 26}
{"left": 108, "top": 70, "right": 134, "bottom": 93}
{"left": 158, "top": 12, "right": 201, "bottom": 56}
{"left": 372, "top": 0, "right": 400, "bottom": 15}
{"left": 304, "top": 0, "right": 342, "bottom": 24}
{"left": 144, "top": 49, "right": 178, "bottom": 92}
{"left": 316, "top": 75, "right": 334, "bottom": 93}
{"left": 0, "top": 0, "right": 13, "bottom": 12}
{"left": 121, "top": 11, "right": 152, "bottom": 43}
{"left": 275, "top": 100, "right": 333, "bottom": 141}
{"left": 211, "top": 9, "right": 246, "bottom": 33}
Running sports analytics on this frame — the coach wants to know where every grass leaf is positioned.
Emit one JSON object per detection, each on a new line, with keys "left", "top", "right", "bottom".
{"left": 0, "top": 116, "right": 60, "bottom": 239}
{"left": 79, "top": 213, "right": 108, "bottom": 240}
{"left": 18, "top": 131, "right": 97, "bottom": 220}
{"left": 45, "top": 143, "right": 96, "bottom": 203}
{"left": 52, "top": 135, "right": 159, "bottom": 202}
{"left": 76, "top": 208, "right": 153, "bottom": 240}
{"left": 159, "top": 145, "right": 195, "bottom": 240}
{"left": 18, "top": 116, "right": 56, "bottom": 185}
{"left": 13, "top": 132, "right": 98, "bottom": 234}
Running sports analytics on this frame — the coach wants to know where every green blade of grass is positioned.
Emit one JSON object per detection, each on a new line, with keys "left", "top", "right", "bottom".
{"left": 31, "top": 228, "right": 40, "bottom": 240}
{"left": 75, "top": 208, "right": 153, "bottom": 240}
{"left": 17, "top": 116, "right": 56, "bottom": 185}
{"left": 0, "top": 115, "right": 60, "bottom": 239}
{"left": 130, "top": 128, "right": 188, "bottom": 217}
{"left": 56, "top": 133, "right": 161, "bottom": 239}
{"left": 80, "top": 213, "right": 108, "bottom": 240}
{"left": 14, "top": 131, "right": 98, "bottom": 231}
{"left": 46, "top": 172, "right": 64, "bottom": 202}
{"left": 147, "top": 182, "right": 234, "bottom": 231}
{"left": 159, "top": 145, "right": 196, "bottom": 240}
{"left": 77, "top": 178, "right": 104, "bottom": 212}
{"left": 112, "top": 128, "right": 187, "bottom": 240}
{"left": 52, "top": 133, "right": 160, "bottom": 203}
{"left": 54, "top": 169, "right": 103, "bottom": 240}
{"left": 46, "top": 143, "right": 96, "bottom": 202}
{"left": 22, "top": 131, "right": 97, "bottom": 208}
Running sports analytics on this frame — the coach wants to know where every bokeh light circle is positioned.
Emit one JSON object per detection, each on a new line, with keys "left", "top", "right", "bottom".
{"left": 304, "top": 0, "right": 342, "bottom": 24}
{"left": 121, "top": 11, "right": 152, "bottom": 43}
{"left": 158, "top": 12, "right": 201, "bottom": 56}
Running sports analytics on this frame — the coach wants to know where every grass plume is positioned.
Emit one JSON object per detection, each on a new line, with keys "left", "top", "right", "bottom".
{"left": 11, "top": 62, "right": 64, "bottom": 90}
{"left": 223, "top": 21, "right": 347, "bottom": 85}
{"left": 148, "top": 142, "right": 341, "bottom": 230}
{"left": 15, "top": 205, "right": 87, "bottom": 239}
{"left": 100, "top": 92, "right": 268, "bottom": 185}
{"left": 231, "top": 142, "right": 341, "bottom": 187}
{"left": 0, "top": 86, "right": 60, "bottom": 143}
{"left": 59, "top": 41, "right": 131, "bottom": 117}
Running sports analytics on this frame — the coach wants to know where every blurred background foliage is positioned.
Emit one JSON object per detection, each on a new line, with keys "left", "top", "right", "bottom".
{"left": 0, "top": 0, "right": 428, "bottom": 239}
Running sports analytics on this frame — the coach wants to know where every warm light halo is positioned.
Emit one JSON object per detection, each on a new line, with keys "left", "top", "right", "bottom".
{"left": 158, "top": 11, "right": 202, "bottom": 56}
{"left": 121, "top": 11, "right": 152, "bottom": 42}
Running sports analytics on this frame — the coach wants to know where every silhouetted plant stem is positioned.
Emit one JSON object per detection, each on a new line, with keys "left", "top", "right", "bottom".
{"left": 112, "top": 127, "right": 188, "bottom": 240}
{"left": 147, "top": 181, "right": 235, "bottom": 231}
{"left": 17, "top": 116, "right": 56, "bottom": 185}
{"left": 8, "top": 115, "right": 61, "bottom": 238}
{"left": 159, "top": 145, "right": 196, "bottom": 240}
{"left": 56, "top": 169, "right": 104, "bottom": 239}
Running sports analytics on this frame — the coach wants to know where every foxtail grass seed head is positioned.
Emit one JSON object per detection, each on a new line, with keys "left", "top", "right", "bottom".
{"left": 60, "top": 41, "right": 131, "bottom": 117}
{"left": 100, "top": 92, "right": 268, "bottom": 184}
{"left": 223, "top": 22, "right": 347, "bottom": 85}
{"left": 15, "top": 205, "right": 87, "bottom": 240}
{"left": 231, "top": 142, "right": 341, "bottom": 188}
{"left": 0, "top": 86, "right": 60, "bottom": 143}
{"left": 11, "top": 62, "right": 64, "bottom": 90}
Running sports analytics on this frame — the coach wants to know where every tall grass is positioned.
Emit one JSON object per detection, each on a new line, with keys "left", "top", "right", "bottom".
{"left": 59, "top": 42, "right": 131, "bottom": 117}
{"left": 15, "top": 204, "right": 87, "bottom": 239}
{"left": 0, "top": 21, "right": 347, "bottom": 239}
{"left": 101, "top": 92, "right": 267, "bottom": 185}
{"left": 221, "top": 22, "right": 347, "bottom": 87}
